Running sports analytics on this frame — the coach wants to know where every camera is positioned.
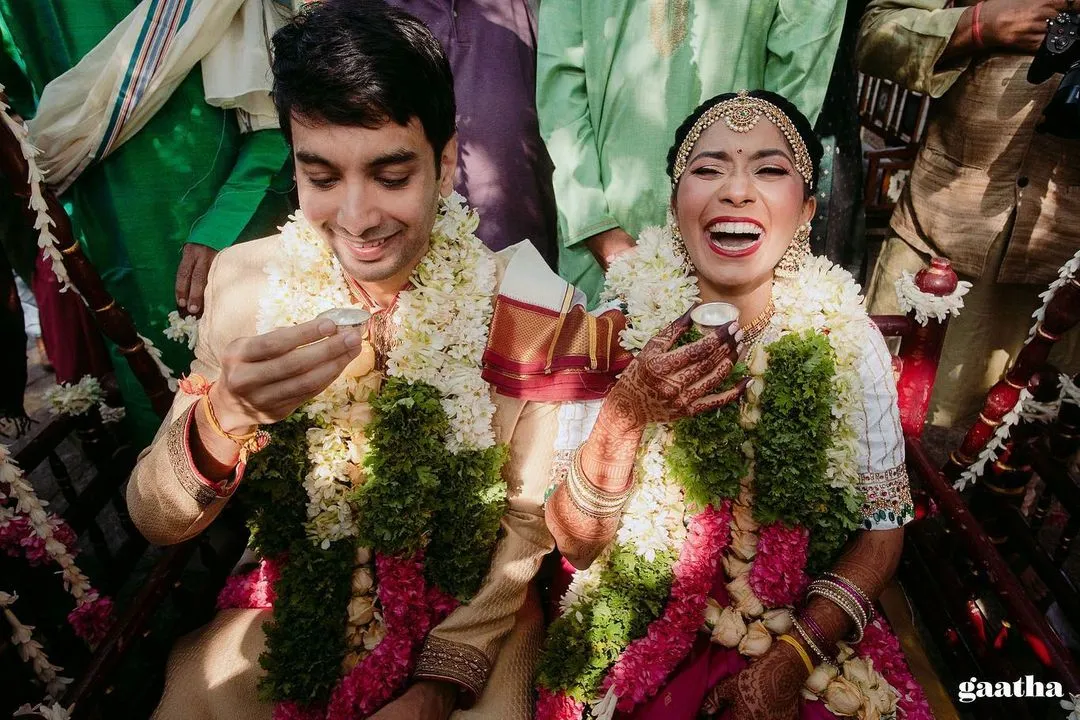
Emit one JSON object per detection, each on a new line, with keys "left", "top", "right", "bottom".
{"left": 1028, "top": 10, "right": 1080, "bottom": 138}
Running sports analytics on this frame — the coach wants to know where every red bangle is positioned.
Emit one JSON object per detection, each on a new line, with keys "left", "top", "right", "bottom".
{"left": 971, "top": 2, "right": 985, "bottom": 49}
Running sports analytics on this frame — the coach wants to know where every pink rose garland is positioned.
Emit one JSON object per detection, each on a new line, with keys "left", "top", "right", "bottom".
{"left": 748, "top": 522, "right": 810, "bottom": 607}
{"left": 325, "top": 552, "right": 459, "bottom": 719}
{"left": 535, "top": 686, "right": 585, "bottom": 720}
{"left": 68, "top": 592, "right": 115, "bottom": 644}
{"left": 217, "top": 556, "right": 282, "bottom": 610}
{"left": 856, "top": 618, "right": 934, "bottom": 720}
{"left": 219, "top": 551, "right": 459, "bottom": 720}
{"left": 602, "top": 501, "right": 734, "bottom": 712}
{"left": 1, "top": 506, "right": 114, "bottom": 644}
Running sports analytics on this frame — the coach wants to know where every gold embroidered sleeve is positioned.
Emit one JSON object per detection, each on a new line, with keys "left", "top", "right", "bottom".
{"left": 126, "top": 254, "right": 240, "bottom": 546}
{"left": 858, "top": 464, "right": 915, "bottom": 530}
{"left": 414, "top": 635, "right": 491, "bottom": 702}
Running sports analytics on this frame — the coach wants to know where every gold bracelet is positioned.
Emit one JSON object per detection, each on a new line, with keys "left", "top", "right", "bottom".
{"left": 777, "top": 634, "right": 814, "bottom": 674}
{"left": 566, "top": 446, "right": 632, "bottom": 519}
{"left": 813, "top": 579, "right": 871, "bottom": 626}
{"left": 807, "top": 585, "right": 866, "bottom": 643}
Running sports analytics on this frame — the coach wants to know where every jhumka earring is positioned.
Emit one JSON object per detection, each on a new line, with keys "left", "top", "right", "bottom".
{"left": 775, "top": 222, "right": 811, "bottom": 278}
{"left": 668, "top": 215, "right": 692, "bottom": 271}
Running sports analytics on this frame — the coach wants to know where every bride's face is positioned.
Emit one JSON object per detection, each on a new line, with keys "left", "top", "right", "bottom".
{"left": 673, "top": 118, "right": 815, "bottom": 292}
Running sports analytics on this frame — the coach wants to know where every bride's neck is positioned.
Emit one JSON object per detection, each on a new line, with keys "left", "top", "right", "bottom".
{"left": 697, "top": 275, "right": 774, "bottom": 324}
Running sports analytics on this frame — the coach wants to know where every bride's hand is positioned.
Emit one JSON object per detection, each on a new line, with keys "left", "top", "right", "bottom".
{"left": 598, "top": 307, "right": 748, "bottom": 437}
{"left": 701, "top": 643, "right": 805, "bottom": 719}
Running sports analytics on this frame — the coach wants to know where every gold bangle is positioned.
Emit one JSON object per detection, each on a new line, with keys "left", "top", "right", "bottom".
{"left": 778, "top": 634, "right": 814, "bottom": 674}
{"left": 809, "top": 583, "right": 867, "bottom": 630}
{"left": 566, "top": 446, "right": 632, "bottom": 519}
{"left": 808, "top": 585, "right": 867, "bottom": 643}
{"left": 822, "top": 572, "right": 874, "bottom": 615}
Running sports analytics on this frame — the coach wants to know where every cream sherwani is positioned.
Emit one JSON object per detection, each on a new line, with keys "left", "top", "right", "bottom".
{"left": 126, "top": 234, "right": 571, "bottom": 720}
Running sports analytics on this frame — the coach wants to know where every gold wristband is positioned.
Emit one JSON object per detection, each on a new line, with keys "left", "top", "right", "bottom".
{"left": 778, "top": 634, "right": 814, "bottom": 675}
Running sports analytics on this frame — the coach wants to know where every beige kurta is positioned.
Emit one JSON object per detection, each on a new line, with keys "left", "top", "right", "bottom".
{"left": 126, "top": 236, "right": 562, "bottom": 719}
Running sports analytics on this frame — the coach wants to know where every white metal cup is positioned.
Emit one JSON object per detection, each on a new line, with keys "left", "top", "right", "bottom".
{"left": 316, "top": 307, "right": 372, "bottom": 328}
{"left": 690, "top": 302, "right": 739, "bottom": 335}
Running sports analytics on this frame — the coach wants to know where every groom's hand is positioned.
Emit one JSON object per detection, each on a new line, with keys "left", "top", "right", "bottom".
{"left": 210, "top": 317, "right": 366, "bottom": 435}
{"left": 368, "top": 680, "right": 458, "bottom": 720}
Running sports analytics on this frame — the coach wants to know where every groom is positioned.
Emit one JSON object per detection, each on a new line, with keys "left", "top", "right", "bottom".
{"left": 125, "top": 1, "right": 631, "bottom": 718}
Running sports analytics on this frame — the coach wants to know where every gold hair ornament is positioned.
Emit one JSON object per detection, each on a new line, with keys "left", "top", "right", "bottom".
{"left": 672, "top": 90, "right": 814, "bottom": 189}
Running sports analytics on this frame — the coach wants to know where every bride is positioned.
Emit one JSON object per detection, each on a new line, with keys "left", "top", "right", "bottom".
{"left": 538, "top": 90, "right": 930, "bottom": 720}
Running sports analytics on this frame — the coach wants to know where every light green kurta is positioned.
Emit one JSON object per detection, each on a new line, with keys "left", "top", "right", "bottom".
{"left": 537, "top": 0, "right": 846, "bottom": 306}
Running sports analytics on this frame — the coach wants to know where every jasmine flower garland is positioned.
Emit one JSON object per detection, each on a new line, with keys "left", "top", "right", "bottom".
{"left": 535, "top": 223, "right": 869, "bottom": 720}
{"left": 237, "top": 194, "right": 508, "bottom": 714}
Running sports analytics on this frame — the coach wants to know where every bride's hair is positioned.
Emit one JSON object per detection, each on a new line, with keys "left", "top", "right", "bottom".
{"left": 665, "top": 90, "right": 824, "bottom": 195}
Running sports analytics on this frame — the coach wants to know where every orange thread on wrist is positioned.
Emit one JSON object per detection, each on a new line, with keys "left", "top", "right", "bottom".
{"left": 199, "top": 391, "right": 269, "bottom": 464}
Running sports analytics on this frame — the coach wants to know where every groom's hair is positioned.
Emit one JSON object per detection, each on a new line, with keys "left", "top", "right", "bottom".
{"left": 271, "top": 0, "right": 456, "bottom": 161}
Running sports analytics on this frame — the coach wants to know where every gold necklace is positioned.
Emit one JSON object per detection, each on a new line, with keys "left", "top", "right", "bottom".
{"left": 741, "top": 298, "right": 775, "bottom": 348}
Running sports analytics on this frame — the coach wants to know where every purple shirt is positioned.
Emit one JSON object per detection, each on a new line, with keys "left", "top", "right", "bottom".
{"left": 386, "top": 0, "right": 557, "bottom": 265}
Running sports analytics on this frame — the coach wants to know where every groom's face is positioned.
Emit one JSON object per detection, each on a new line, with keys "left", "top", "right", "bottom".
{"left": 292, "top": 114, "right": 457, "bottom": 285}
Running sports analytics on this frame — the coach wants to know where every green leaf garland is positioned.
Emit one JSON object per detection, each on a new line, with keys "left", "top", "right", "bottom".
{"left": 751, "top": 331, "right": 861, "bottom": 571}
{"left": 352, "top": 377, "right": 510, "bottom": 600}
{"left": 235, "top": 379, "right": 510, "bottom": 704}
{"left": 667, "top": 360, "right": 748, "bottom": 507}
{"left": 537, "top": 545, "right": 677, "bottom": 702}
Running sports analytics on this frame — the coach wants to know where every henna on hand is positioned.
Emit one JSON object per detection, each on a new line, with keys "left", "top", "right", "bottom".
{"left": 599, "top": 309, "right": 744, "bottom": 435}
{"left": 793, "top": 528, "right": 906, "bottom": 670}
{"left": 703, "top": 642, "right": 806, "bottom": 719}
{"left": 547, "top": 309, "right": 749, "bottom": 563}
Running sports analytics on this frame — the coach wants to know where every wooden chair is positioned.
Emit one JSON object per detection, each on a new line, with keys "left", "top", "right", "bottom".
{"left": 856, "top": 73, "right": 931, "bottom": 238}
{"left": 880, "top": 260, "right": 1080, "bottom": 717}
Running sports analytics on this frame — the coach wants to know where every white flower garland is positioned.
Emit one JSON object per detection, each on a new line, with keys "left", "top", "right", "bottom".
{"left": 557, "top": 226, "right": 867, "bottom": 659}
{"left": 14, "top": 702, "right": 72, "bottom": 720}
{"left": 1061, "top": 373, "right": 1080, "bottom": 408}
{"left": 955, "top": 247, "right": 1080, "bottom": 490}
{"left": 138, "top": 334, "right": 178, "bottom": 393}
{"left": 0, "top": 85, "right": 178, "bottom": 395}
{"left": 387, "top": 192, "right": 498, "bottom": 452}
{"left": 894, "top": 269, "right": 972, "bottom": 326}
{"left": 954, "top": 389, "right": 1031, "bottom": 491}
{"left": 43, "top": 375, "right": 125, "bottom": 424}
{"left": 1, "top": 446, "right": 95, "bottom": 607}
{"left": 1028, "top": 248, "right": 1080, "bottom": 341}
{"left": 164, "top": 311, "right": 199, "bottom": 350}
{"left": 257, "top": 192, "right": 497, "bottom": 547}
{"left": 45, "top": 376, "right": 104, "bottom": 417}
{"left": 601, "top": 223, "right": 698, "bottom": 353}
{"left": 1062, "top": 692, "right": 1080, "bottom": 720}
{"left": 0, "top": 591, "right": 72, "bottom": 701}
{"left": 0, "top": 84, "right": 75, "bottom": 295}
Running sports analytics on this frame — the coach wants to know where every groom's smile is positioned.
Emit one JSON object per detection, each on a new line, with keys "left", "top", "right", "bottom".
{"left": 291, "top": 116, "right": 457, "bottom": 299}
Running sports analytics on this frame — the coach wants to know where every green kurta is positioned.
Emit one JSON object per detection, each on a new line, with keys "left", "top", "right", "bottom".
{"left": 1, "top": 1, "right": 291, "bottom": 441}
{"left": 537, "top": 0, "right": 846, "bottom": 306}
